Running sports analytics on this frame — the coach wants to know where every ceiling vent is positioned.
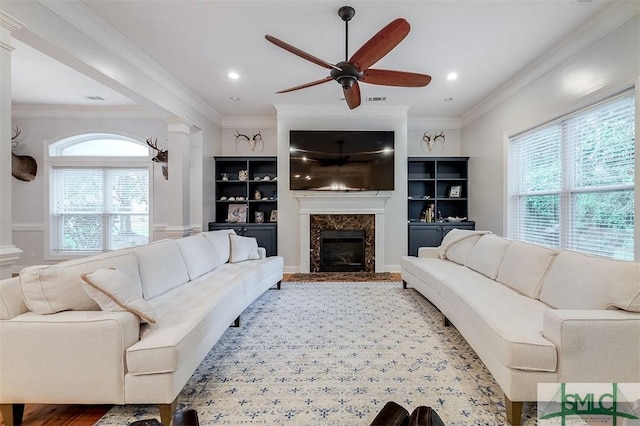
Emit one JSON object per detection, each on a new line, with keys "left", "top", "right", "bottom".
{"left": 85, "top": 96, "right": 105, "bottom": 101}
{"left": 366, "top": 96, "right": 387, "bottom": 102}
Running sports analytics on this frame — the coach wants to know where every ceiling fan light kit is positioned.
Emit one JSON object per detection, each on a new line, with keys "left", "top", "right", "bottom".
{"left": 265, "top": 5, "right": 431, "bottom": 110}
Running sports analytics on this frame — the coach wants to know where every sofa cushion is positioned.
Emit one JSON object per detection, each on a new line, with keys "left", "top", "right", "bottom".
{"left": 540, "top": 250, "right": 640, "bottom": 311}
{"left": 439, "top": 268, "right": 558, "bottom": 372}
{"left": 19, "top": 251, "right": 141, "bottom": 315}
{"left": 229, "top": 234, "right": 261, "bottom": 263}
{"left": 81, "top": 268, "right": 156, "bottom": 324}
{"left": 202, "top": 229, "right": 236, "bottom": 267}
{"left": 175, "top": 234, "right": 219, "bottom": 279}
{"left": 497, "top": 240, "right": 558, "bottom": 298}
{"left": 126, "top": 276, "right": 246, "bottom": 375}
{"left": 464, "top": 234, "right": 512, "bottom": 279}
{"left": 135, "top": 240, "right": 190, "bottom": 300}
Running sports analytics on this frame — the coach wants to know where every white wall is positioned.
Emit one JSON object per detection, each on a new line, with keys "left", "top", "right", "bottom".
{"left": 10, "top": 111, "right": 167, "bottom": 270}
{"left": 462, "top": 14, "right": 640, "bottom": 236}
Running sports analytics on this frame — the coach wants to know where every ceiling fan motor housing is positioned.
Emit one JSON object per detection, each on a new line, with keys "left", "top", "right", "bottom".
{"left": 331, "top": 61, "right": 364, "bottom": 88}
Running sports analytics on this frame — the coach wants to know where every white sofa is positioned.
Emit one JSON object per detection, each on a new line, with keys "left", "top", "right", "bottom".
{"left": 401, "top": 230, "right": 640, "bottom": 425}
{"left": 0, "top": 229, "right": 283, "bottom": 426}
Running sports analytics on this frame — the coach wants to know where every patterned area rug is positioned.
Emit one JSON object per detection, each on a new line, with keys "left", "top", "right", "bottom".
{"left": 97, "top": 283, "right": 537, "bottom": 425}
{"left": 285, "top": 272, "right": 397, "bottom": 282}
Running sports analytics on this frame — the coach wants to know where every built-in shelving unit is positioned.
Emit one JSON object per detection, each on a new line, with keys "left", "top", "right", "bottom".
{"left": 407, "top": 157, "right": 475, "bottom": 255}
{"left": 209, "top": 157, "right": 278, "bottom": 255}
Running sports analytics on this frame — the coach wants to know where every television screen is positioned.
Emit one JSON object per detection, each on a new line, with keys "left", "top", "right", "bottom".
{"left": 289, "top": 130, "right": 394, "bottom": 191}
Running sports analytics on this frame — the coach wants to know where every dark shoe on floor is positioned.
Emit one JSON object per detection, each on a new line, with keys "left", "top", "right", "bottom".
{"left": 128, "top": 420, "right": 162, "bottom": 426}
{"left": 370, "top": 401, "right": 410, "bottom": 426}
{"left": 409, "top": 406, "right": 445, "bottom": 426}
{"left": 173, "top": 408, "right": 200, "bottom": 426}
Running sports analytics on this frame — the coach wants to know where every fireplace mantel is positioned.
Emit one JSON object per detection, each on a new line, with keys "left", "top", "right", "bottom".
{"left": 295, "top": 192, "right": 390, "bottom": 273}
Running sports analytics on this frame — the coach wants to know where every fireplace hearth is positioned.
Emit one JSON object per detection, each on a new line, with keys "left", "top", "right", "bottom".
{"left": 319, "top": 230, "right": 365, "bottom": 272}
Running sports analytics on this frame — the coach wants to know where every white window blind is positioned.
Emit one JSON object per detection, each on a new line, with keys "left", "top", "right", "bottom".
{"left": 51, "top": 167, "right": 149, "bottom": 253}
{"left": 509, "top": 91, "right": 635, "bottom": 260}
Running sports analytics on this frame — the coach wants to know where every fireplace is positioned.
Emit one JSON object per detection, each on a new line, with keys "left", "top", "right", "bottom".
{"left": 310, "top": 214, "right": 375, "bottom": 273}
{"left": 319, "top": 230, "right": 365, "bottom": 272}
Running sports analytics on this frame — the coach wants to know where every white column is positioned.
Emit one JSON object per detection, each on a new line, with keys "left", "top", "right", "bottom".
{"left": 164, "top": 117, "right": 193, "bottom": 239}
{"left": 0, "top": 13, "right": 23, "bottom": 277}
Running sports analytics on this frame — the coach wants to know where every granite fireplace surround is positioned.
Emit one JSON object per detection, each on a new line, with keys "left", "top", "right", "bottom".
{"left": 310, "top": 214, "right": 375, "bottom": 273}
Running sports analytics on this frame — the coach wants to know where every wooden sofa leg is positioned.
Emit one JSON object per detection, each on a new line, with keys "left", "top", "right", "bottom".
{"left": 442, "top": 314, "right": 451, "bottom": 327}
{"left": 402, "top": 280, "right": 407, "bottom": 289}
{"left": 159, "top": 400, "right": 177, "bottom": 426}
{"left": 231, "top": 316, "right": 240, "bottom": 327}
{"left": 277, "top": 280, "right": 281, "bottom": 290}
{"left": 0, "top": 403, "right": 25, "bottom": 426}
{"left": 505, "top": 396, "right": 523, "bottom": 426}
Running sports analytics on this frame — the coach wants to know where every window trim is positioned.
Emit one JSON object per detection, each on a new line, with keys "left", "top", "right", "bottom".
{"left": 44, "top": 133, "right": 153, "bottom": 260}
{"left": 506, "top": 88, "right": 636, "bottom": 260}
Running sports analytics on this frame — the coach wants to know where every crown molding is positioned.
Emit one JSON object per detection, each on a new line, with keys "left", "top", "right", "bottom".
{"left": 275, "top": 104, "right": 409, "bottom": 119}
{"left": 38, "top": 0, "right": 222, "bottom": 125}
{"left": 408, "top": 117, "right": 461, "bottom": 130}
{"left": 221, "top": 116, "right": 278, "bottom": 129}
{"left": 461, "top": 1, "right": 640, "bottom": 127}
{"left": 11, "top": 104, "right": 165, "bottom": 119}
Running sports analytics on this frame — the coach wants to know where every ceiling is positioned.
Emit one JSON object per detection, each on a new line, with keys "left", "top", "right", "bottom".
{"left": 10, "top": 0, "right": 617, "bottom": 119}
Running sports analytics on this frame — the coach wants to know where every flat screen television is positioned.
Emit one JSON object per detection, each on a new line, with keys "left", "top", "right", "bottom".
{"left": 289, "top": 130, "right": 394, "bottom": 191}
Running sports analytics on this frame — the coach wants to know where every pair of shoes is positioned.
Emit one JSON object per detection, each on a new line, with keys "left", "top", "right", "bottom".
{"left": 370, "top": 401, "right": 445, "bottom": 426}
{"left": 128, "top": 408, "right": 200, "bottom": 426}
{"left": 173, "top": 409, "right": 200, "bottom": 426}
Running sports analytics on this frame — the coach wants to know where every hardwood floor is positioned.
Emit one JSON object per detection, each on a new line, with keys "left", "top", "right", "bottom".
{"left": 0, "top": 404, "right": 110, "bottom": 426}
{"left": 1, "top": 274, "right": 403, "bottom": 426}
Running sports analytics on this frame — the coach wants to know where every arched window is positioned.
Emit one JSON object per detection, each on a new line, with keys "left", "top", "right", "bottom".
{"left": 47, "top": 133, "right": 151, "bottom": 257}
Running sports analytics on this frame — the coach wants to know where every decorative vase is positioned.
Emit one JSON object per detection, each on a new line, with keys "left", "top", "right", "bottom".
{"left": 238, "top": 170, "right": 248, "bottom": 181}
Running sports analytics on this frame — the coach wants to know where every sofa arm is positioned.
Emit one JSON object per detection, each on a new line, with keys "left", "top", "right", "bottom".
{"left": 543, "top": 309, "right": 640, "bottom": 383}
{"left": 417, "top": 247, "right": 439, "bottom": 258}
{"left": 0, "top": 310, "right": 140, "bottom": 404}
{"left": 258, "top": 247, "right": 267, "bottom": 259}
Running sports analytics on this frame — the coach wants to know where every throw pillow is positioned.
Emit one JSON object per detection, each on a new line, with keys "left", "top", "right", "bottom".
{"left": 203, "top": 229, "right": 237, "bottom": 267}
{"left": 81, "top": 268, "right": 156, "bottom": 324}
{"left": 229, "top": 234, "right": 261, "bottom": 263}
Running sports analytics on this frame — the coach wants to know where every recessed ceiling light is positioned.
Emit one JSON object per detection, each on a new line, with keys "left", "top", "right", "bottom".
{"left": 444, "top": 97, "right": 454, "bottom": 102}
{"left": 228, "top": 71, "right": 240, "bottom": 80}
{"left": 447, "top": 72, "right": 458, "bottom": 81}
{"left": 229, "top": 97, "right": 240, "bottom": 101}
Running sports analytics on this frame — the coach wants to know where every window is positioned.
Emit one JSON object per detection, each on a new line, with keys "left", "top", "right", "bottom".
{"left": 47, "top": 134, "right": 151, "bottom": 256}
{"left": 508, "top": 91, "right": 635, "bottom": 260}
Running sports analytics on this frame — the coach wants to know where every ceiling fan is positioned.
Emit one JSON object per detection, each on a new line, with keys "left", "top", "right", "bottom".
{"left": 265, "top": 6, "right": 431, "bottom": 110}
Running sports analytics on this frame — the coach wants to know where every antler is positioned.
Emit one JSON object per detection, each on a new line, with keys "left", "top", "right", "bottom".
{"left": 11, "top": 126, "right": 21, "bottom": 149}
{"left": 434, "top": 131, "right": 445, "bottom": 142}
{"left": 234, "top": 130, "right": 250, "bottom": 143}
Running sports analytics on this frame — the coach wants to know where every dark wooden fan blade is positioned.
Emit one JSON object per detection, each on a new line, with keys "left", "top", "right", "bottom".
{"left": 361, "top": 69, "right": 432, "bottom": 87}
{"left": 265, "top": 35, "right": 341, "bottom": 71}
{"left": 276, "top": 76, "right": 333, "bottom": 94}
{"left": 343, "top": 81, "right": 361, "bottom": 110}
{"left": 349, "top": 18, "right": 410, "bottom": 71}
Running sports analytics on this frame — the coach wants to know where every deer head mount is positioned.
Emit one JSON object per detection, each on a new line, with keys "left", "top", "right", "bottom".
{"left": 234, "top": 130, "right": 264, "bottom": 152}
{"left": 11, "top": 126, "right": 37, "bottom": 182}
{"left": 421, "top": 131, "right": 446, "bottom": 152}
{"left": 146, "top": 137, "right": 168, "bottom": 180}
